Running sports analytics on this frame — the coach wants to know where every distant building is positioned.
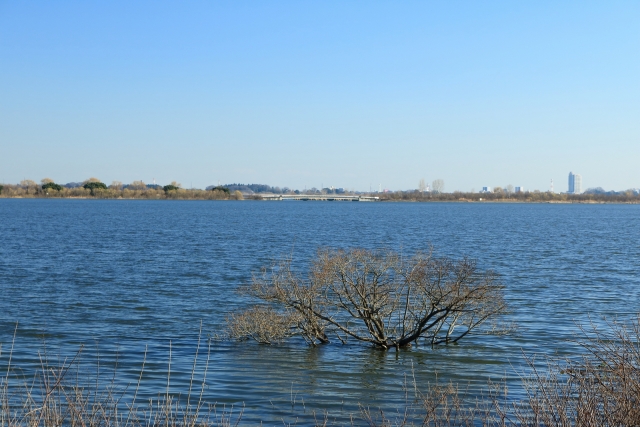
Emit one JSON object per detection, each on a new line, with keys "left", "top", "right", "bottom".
{"left": 515, "top": 186, "right": 524, "bottom": 193}
{"left": 568, "top": 172, "right": 582, "bottom": 194}
{"left": 481, "top": 187, "right": 492, "bottom": 193}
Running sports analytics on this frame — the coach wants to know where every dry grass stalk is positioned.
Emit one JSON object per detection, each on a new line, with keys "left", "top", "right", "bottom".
{"left": 0, "top": 325, "right": 242, "bottom": 427}
{"left": 3, "top": 317, "right": 640, "bottom": 426}
{"left": 489, "top": 317, "right": 640, "bottom": 427}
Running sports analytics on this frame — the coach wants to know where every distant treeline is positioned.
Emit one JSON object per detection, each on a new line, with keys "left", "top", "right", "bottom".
{"left": 2, "top": 179, "right": 638, "bottom": 203}
{"left": 378, "top": 189, "right": 640, "bottom": 203}
{"left": 221, "top": 184, "right": 350, "bottom": 195}
{"left": 221, "top": 183, "right": 293, "bottom": 194}
{"left": 0, "top": 179, "right": 244, "bottom": 200}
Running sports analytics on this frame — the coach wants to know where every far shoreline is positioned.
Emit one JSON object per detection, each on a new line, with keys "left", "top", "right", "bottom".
{"left": 1, "top": 195, "right": 638, "bottom": 204}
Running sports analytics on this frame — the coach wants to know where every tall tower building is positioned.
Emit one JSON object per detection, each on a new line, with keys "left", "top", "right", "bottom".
{"left": 568, "top": 172, "right": 582, "bottom": 194}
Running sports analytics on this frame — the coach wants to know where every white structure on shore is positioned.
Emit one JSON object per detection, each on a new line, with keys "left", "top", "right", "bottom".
{"left": 515, "top": 186, "right": 524, "bottom": 193}
{"left": 568, "top": 172, "right": 582, "bottom": 194}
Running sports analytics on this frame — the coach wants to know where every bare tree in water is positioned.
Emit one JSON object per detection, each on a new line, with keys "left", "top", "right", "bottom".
{"left": 227, "top": 248, "right": 508, "bottom": 350}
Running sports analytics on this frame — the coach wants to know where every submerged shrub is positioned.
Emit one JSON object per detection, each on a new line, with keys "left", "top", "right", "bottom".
{"left": 228, "top": 247, "right": 509, "bottom": 349}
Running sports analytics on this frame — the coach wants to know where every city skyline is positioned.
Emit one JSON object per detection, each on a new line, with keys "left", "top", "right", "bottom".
{"left": 1, "top": 2, "right": 639, "bottom": 191}
{"left": 568, "top": 172, "right": 583, "bottom": 194}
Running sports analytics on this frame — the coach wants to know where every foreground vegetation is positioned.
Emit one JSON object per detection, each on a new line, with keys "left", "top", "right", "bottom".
{"left": 1, "top": 317, "right": 639, "bottom": 426}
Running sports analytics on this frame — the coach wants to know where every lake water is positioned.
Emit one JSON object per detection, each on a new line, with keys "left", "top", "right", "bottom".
{"left": 1, "top": 199, "right": 639, "bottom": 424}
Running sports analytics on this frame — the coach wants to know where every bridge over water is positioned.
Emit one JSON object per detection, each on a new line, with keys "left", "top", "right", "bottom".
{"left": 259, "top": 194, "right": 379, "bottom": 202}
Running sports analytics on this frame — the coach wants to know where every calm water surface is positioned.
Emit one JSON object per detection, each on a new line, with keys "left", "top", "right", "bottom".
{"left": 1, "top": 199, "right": 639, "bottom": 424}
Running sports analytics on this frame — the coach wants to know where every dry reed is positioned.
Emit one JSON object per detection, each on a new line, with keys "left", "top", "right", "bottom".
{"left": 3, "top": 317, "right": 639, "bottom": 426}
{"left": 0, "top": 325, "right": 242, "bottom": 427}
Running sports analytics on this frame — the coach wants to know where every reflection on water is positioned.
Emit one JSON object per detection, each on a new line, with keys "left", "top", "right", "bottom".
{"left": 1, "top": 199, "right": 639, "bottom": 423}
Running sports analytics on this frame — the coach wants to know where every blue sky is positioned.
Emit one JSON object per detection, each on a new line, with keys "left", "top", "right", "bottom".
{"left": 1, "top": 1, "right": 638, "bottom": 192}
